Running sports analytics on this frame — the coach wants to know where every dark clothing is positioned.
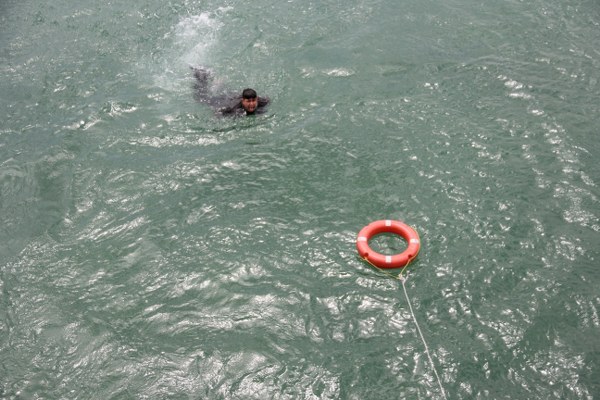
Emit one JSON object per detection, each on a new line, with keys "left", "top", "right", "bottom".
{"left": 192, "top": 67, "right": 269, "bottom": 116}
{"left": 219, "top": 96, "right": 270, "bottom": 116}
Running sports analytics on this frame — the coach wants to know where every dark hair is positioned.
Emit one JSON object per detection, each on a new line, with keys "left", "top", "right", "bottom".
{"left": 242, "top": 88, "right": 257, "bottom": 99}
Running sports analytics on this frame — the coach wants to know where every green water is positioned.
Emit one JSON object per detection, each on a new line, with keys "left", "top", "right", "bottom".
{"left": 2, "top": 0, "right": 599, "bottom": 398}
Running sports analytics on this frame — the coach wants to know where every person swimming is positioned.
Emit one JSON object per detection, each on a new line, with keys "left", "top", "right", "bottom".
{"left": 192, "top": 67, "right": 270, "bottom": 116}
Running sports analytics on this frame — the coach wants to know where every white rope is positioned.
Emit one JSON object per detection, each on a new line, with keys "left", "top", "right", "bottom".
{"left": 399, "top": 274, "right": 447, "bottom": 400}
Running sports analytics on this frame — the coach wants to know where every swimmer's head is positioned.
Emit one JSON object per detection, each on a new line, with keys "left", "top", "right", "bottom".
{"left": 242, "top": 88, "right": 257, "bottom": 99}
{"left": 241, "top": 88, "right": 258, "bottom": 113}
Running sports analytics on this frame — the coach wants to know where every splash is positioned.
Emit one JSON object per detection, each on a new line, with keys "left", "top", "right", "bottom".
{"left": 152, "top": 8, "right": 232, "bottom": 92}
{"left": 172, "top": 12, "right": 223, "bottom": 67}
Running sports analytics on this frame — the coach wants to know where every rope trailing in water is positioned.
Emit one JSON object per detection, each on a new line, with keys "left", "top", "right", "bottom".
{"left": 364, "top": 258, "right": 447, "bottom": 400}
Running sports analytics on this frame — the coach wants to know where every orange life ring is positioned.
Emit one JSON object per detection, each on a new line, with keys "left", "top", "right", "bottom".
{"left": 356, "top": 220, "right": 420, "bottom": 268}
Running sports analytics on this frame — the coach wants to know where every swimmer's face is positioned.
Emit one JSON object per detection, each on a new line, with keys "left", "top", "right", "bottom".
{"left": 241, "top": 97, "right": 258, "bottom": 113}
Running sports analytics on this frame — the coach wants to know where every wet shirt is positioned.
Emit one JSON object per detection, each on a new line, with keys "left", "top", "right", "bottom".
{"left": 192, "top": 67, "right": 269, "bottom": 116}
{"left": 219, "top": 97, "right": 270, "bottom": 116}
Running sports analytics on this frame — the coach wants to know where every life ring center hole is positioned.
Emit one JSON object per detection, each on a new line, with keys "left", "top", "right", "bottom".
{"left": 369, "top": 233, "right": 407, "bottom": 255}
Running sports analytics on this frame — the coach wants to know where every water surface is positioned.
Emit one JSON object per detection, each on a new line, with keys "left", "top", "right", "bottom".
{"left": 1, "top": 0, "right": 599, "bottom": 398}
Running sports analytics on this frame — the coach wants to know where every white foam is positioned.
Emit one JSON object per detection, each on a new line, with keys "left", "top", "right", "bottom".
{"left": 174, "top": 13, "right": 219, "bottom": 39}
{"left": 174, "top": 12, "right": 223, "bottom": 67}
{"left": 153, "top": 9, "right": 231, "bottom": 91}
{"left": 325, "top": 68, "right": 354, "bottom": 77}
